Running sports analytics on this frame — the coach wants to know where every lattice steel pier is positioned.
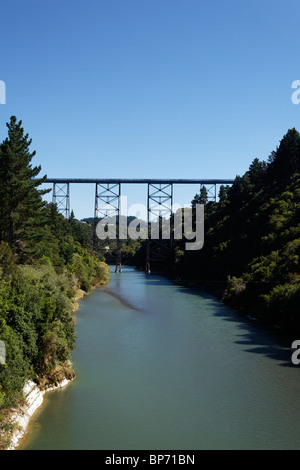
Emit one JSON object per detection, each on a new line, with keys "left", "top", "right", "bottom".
{"left": 146, "top": 183, "right": 173, "bottom": 273}
{"left": 45, "top": 178, "right": 235, "bottom": 272}
{"left": 94, "top": 182, "right": 122, "bottom": 272}
{"left": 52, "top": 182, "right": 70, "bottom": 218}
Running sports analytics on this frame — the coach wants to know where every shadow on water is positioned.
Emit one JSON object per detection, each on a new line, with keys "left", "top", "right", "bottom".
{"left": 171, "top": 283, "right": 297, "bottom": 369}
{"left": 100, "top": 286, "right": 143, "bottom": 312}
{"left": 109, "top": 267, "right": 298, "bottom": 369}
{"left": 144, "top": 276, "right": 175, "bottom": 287}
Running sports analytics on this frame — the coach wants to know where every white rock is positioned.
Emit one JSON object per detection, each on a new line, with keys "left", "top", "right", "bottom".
{"left": 6, "top": 378, "right": 72, "bottom": 450}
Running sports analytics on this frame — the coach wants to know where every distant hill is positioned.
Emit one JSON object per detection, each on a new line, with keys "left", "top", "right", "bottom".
{"left": 81, "top": 215, "right": 140, "bottom": 225}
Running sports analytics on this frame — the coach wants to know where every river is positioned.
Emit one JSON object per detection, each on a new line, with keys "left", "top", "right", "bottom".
{"left": 20, "top": 266, "right": 300, "bottom": 450}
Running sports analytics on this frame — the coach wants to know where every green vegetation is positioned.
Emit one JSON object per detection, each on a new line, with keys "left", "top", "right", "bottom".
{"left": 171, "top": 128, "right": 300, "bottom": 333}
{"left": 82, "top": 215, "right": 145, "bottom": 266}
{"left": 1, "top": 116, "right": 298, "bottom": 446}
{"left": 0, "top": 117, "right": 109, "bottom": 447}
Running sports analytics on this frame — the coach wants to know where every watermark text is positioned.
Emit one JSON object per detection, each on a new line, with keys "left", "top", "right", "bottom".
{"left": 0, "top": 80, "right": 6, "bottom": 104}
{"left": 0, "top": 340, "right": 6, "bottom": 365}
{"left": 291, "top": 340, "right": 300, "bottom": 365}
{"left": 96, "top": 198, "right": 204, "bottom": 251}
{"left": 291, "top": 80, "right": 300, "bottom": 105}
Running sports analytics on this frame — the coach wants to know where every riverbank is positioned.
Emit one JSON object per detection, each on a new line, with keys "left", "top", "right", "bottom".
{"left": 6, "top": 377, "right": 73, "bottom": 450}
{"left": 2, "top": 281, "right": 104, "bottom": 451}
{"left": 172, "top": 275, "right": 299, "bottom": 339}
{"left": 19, "top": 266, "right": 300, "bottom": 451}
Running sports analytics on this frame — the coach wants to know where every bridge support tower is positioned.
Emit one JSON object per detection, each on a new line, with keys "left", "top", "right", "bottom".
{"left": 52, "top": 182, "right": 70, "bottom": 218}
{"left": 146, "top": 183, "right": 173, "bottom": 273}
{"left": 200, "top": 183, "right": 217, "bottom": 202}
{"left": 94, "top": 182, "right": 122, "bottom": 272}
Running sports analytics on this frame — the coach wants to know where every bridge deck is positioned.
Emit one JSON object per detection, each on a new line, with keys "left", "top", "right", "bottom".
{"left": 44, "top": 178, "right": 235, "bottom": 184}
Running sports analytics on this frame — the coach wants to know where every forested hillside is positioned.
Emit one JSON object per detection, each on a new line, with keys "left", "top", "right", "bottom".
{"left": 0, "top": 116, "right": 109, "bottom": 447}
{"left": 171, "top": 128, "right": 300, "bottom": 333}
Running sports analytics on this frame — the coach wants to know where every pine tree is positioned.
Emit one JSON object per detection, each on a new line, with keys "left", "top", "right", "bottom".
{"left": 218, "top": 184, "right": 230, "bottom": 203}
{"left": 246, "top": 158, "right": 267, "bottom": 190}
{"left": 200, "top": 186, "right": 208, "bottom": 204}
{"left": 268, "top": 128, "right": 300, "bottom": 182}
{"left": 0, "top": 116, "right": 49, "bottom": 255}
{"left": 191, "top": 186, "right": 208, "bottom": 207}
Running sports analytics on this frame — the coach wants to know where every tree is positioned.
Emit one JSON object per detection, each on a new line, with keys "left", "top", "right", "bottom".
{"left": 246, "top": 158, "right": 267, "bottom": 190}
{"left": 227, "top": 174, "right": 252, "bottom": 207}
{"left": 170, "top": 128, "right": 300, "bottom": 332}
{"left": 218, "top": 185, "right": 230, "bottom": 203}
{"left": 0, "top": 116, "right": 49, "bottom": 255}
{"left": 191, "top": 186, "right": 208, "bottom": 207}
{"left": 199, "top": 186, "right": 208, "bottom": 204}
{"left": 267, "top": 128, "right": 300, "bottom": 183}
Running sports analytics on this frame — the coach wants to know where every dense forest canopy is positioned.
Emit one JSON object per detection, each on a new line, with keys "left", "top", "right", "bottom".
{"left": 0, "top": 117, "right": 109, "bottom": 448}
{"left": 170, "top": 128, "right": 300, "bottom": 332}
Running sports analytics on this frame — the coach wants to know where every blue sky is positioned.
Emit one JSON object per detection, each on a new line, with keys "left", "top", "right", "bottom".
{"left": 1, "top": 0, "right": 300, "bottom": 219}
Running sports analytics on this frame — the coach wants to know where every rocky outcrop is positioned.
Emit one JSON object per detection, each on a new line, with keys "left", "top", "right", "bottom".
{"left": 7, "top": 378, "right": 72, "bottom": 450}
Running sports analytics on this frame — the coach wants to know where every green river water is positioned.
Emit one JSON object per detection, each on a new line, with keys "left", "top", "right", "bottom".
{"left": 20, "top": 266, "right": 300, "bottom": 450}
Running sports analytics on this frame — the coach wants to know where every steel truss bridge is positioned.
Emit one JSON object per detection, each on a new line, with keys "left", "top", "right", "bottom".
{"left": 45, "top": 178, "right": 234, "bottom": 272}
